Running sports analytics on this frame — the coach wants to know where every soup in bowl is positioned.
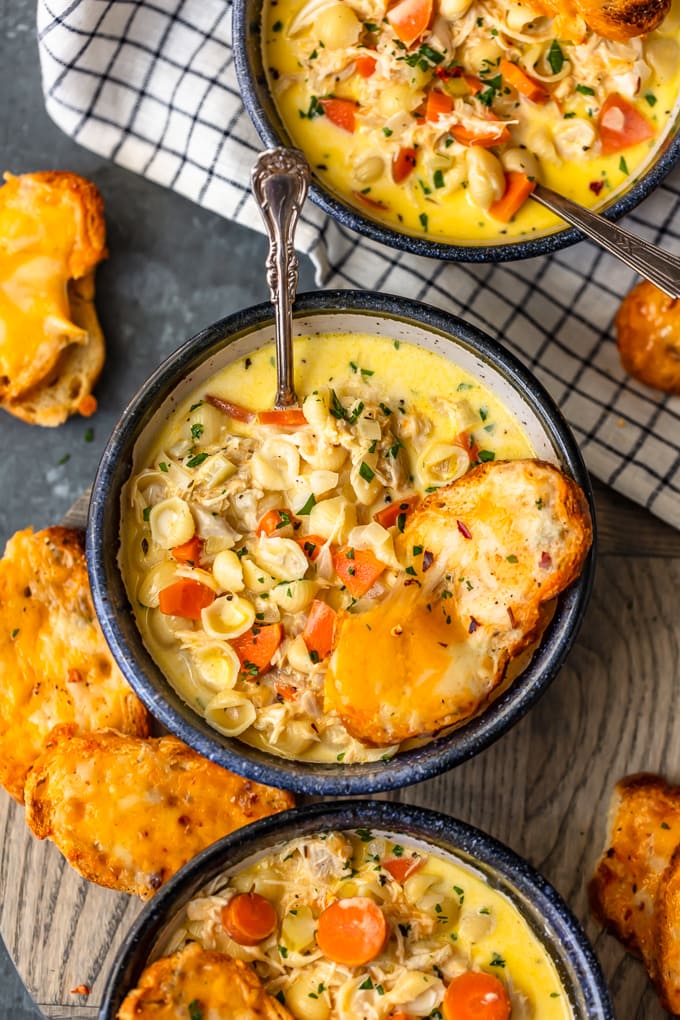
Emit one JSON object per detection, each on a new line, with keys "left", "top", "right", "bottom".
{"left": 101, "top": 802, "right": 614, "bottom": 1020}
{"left": 234, "top": 0, "right": 680, "bottom": 258}
{"left": 88, "top": 292, "right": 594, "bottom": 794}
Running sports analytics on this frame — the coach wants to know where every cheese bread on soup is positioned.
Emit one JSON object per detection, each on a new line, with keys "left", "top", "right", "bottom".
{"left": 117, "top": 943, "right": 294, "bottom": 1020}
{"left": 326, "top": 459, "right": 592, "bottom": 745}
{"left": 0, "top": 527, "right": 148, "bottom": 801}
{"left": 24, "top": 731, "right": 294, "bottom": 898}
{"left": 590, "top": 773, "right": 680, "bottom": 1012}
{"left": 0, "top": 171, "right": 107, "bottom": 425}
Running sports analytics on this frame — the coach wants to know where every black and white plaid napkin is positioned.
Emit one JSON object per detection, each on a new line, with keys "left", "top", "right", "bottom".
{"left": 37, "top": 0, "right": 680, "bottom": 527}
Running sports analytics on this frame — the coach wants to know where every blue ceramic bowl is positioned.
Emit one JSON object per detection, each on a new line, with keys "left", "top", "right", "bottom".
{"left": 87, "top": 290, "right": 595, "bottom": 796}
{"left": 232, "top": 0, "right": 680, "bottom": 262}
{"left": 98, "top": 800, "right": 614, "bottom": 1019}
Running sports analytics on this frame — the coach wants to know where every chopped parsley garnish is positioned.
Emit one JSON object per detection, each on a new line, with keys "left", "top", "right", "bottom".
{"left": 547, "top": 40, "right": 564, "bottom": 74}
{"left": 536, "top": 497, "right": 544, "bottom": 509}
{"left": 359, "top": 461, "right": 375, "bottom": 482}
{"left": 309, "top": 649, "right": 320, "bottom": 664}
{"left": 309, "top": 983, "right": 327, "bottom": 999}
{"left": 478, "top": 73, "right": 502, "bottom": 106}
{"left": 419, "top": 212, "right": 429, "bottom": 231}
{"left": 337, "top": 751, "right": 345, "bottom": 761}
{"left": 490, "top": 952, "right": 506, "bottom": 967}
{"left": 10, "top": 628, "right": 19, "bottom": 639}
{"left": 278, "top": 944, "right": 289, "bottom": 958}
{"left": 379, "top": 401, "right": 392, "bottom": 416}
{"left": 188, "top": 1001, "right": 203, "bottom": 1020}
{"left": 57, "top": 453, "right": 70, "bottom": 466}
{"left": 477, "top": 449, "right": 495, "bottom": 462}
{"left": 298, "top": 494, "right": 316, "bottom": 516}
{"left": 433, "top": 168, "right": 445, "bottom": 189}
{"left": 191, "top": 422, "right": 204, "bottom": 441}
{"left": 479, "top": 406, "right": 488, "bottom": 421}
{"left": 159, "top": 461, "right": 169, "bottom": 472}
{"left": 300, "top": 95, "right": 324, "bottom": 119}
{"left": 506, "top": 554, "right": 518, "bottom": 563}
{"left": 457, "top": 381, "right": 473, "bottom": 391}
{"left": 187, "top": 452, "right": 208, "bottom": 468}
{"left": 359, "top": 977, "right": 374, "bottom": 990}
{"left": 453, "top": 885, "right": 465, "bottom": 903}
{"left": 142, "top": 506, "right": 151, "bottom": 522}
{"left": 383, "top": 126, "right": 393, "bottom": 137}
{"left": 355, "top": 827, "right": 374, "bottom": 841}
{"left": 619, "top": 156, "right": 629, "bottom": 174}
{"left": 189, "top": 401, "right": 204, "bottom": 412}
{"left": 364, "top": 21, "right": 379, "bottom": 30}
{"left": 662, "top": 821, "right": 671, "bottom": 829}
{"left": 575, "top": 83, "right": 595, "bottom": 95}
{"left": 272, "top": 19, "right": 283, "bottom": 30}
{"left": 645, "top": 93, "right": 657, "bottom": 107}
{"left": 84, "top": 427, "right": 94, "bottom": 442}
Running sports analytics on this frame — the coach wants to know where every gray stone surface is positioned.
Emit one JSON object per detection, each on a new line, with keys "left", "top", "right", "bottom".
{"left": 0, "top": 1, "right": 315, "bottom": 1014}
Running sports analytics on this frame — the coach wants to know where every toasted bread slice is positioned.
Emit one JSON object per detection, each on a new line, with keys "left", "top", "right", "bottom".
{"left": 0, "top": 527, "right": 147, "bottom": 801}
{"left": 590, "top": 773, "right": 680, "bottom": 985}
{"left": 0, "top": 171, "right": 107, "bottom": 425}
{"left": 575, "top": 0, "right": 670, "bottom": 39}
{"left": 326, "top": 460, "right": 592, "bottom": 745}
{"left": 25, "top": 731, "right": 294, "bottom": 898}
{"left": 656, "top": 846, "right": 680, "bottom": 1012}
{"left": 117, "top": 942, "right": 294, "bottom": 1019}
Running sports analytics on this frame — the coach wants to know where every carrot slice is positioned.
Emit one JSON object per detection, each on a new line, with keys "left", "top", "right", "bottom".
{"left": 426, "top": 89, "right": 453, "bottom": 122}
{"left": 463, "top": 74, "right": 483, "bottom": 95}
{"left": 499, "top": 59, "right": 549, "bottom": 103}
{"left": 302, "top": 599, "right": 337, "bottom": 661}
{"left": 321, "top": 98, "right": 358, "bottom": 133}
{"left": 158, "top": 579, "right": 215, "bottom": 620}
{"left": 316, "top": 896, "right": 387, "bottom": 965}
{"left": 231, "top": 623, "right": 283, "bottom": 679}
{"left": 373, "top": 494, "right": 419, "bottom": 529}
{"left": 171, "top": 535, "right": 203, "bottom": 566}
{"left": 356, "top": 54, "right": 377, "bottom": 77}
{"left": 488, "top": 171, "right": 536, "bottom": 222}
{"left": 221, "top": 892, "right": 277, "bottom": 946}
{"left": 333, "top": 545, "right": 386, "bottom": 597}
{"left": 383, "top": 856, "right": 424, "bottom": 882}
{"left": 256, "top": 508, "right": 297, "bottom": 536}
{"left": 258, "top": 408, "right": 308, "bottom": 426}
{"left": 443, "top": 972, "right": 511, "bottom": 1020}
{"left": 392, "top": 147, "right": 418, "bottom": 184}
{"left": 387, "top": 0, "right": 433, "bottom": 46}
{"left": 455, "top": 429, "right": 480, "bottom": 462}
{"left": 599, "top": 93, "right": 655, "bottom": 155}
{"left": 296, "top": 534, "right": 327, "bottom": 561}
{"left": 205, "top": 394, "right": 255, "bottom": 422}
{"left": 451, "top": 123, "right": 511, "bottom": 147}
{"left": 389, "top": 1013, "right": 415, "bottom": 1020}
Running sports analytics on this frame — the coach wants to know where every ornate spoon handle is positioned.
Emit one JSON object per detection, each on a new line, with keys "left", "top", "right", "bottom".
{"left": 532, "top": 183, "right": 680, "bottom": 299}
{"left": 252, "top": 148, "right": 311, "bottom": 408}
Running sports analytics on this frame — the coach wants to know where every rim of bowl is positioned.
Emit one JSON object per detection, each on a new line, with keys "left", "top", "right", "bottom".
{"left": 87, "top": 290, "right": 596, "bottom": 796}
{"left": 97, "top": 800, "right": 614, "bottom": 1020}
{"left": 232, "top": 0, "right": 680, "bottom": 262}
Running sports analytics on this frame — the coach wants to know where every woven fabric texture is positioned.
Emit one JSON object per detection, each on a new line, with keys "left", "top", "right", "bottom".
{"left": 37, "top": 0, "right": 680, "bottom": 526}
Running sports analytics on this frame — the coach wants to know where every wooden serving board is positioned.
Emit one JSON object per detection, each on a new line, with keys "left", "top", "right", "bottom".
{"left": 2, "top": 483, "right": 680, "bottom": 1019}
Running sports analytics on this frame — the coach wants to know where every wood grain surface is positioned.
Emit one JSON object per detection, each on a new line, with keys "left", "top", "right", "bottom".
{"left": 1, "top": 485, "right": 678, "bottom": 1019}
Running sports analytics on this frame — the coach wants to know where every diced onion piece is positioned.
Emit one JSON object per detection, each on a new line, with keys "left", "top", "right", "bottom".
{"left": 251, "top": 439, "right": 300, "bottom": 490}
{"left": 281, "top": 904, "right": 317, "bottom": 953}
{"left": 201, "top": 594, "right": 255, "bottom": 639}
{"left": 213, "top": 549, "right": 245, "bottom": 592}
{"left": 149, "top": 497, "right": 195, "bottom": 549}
{"left": 286, "top": 633, "right": 316, "bottom": 673}
{"left": 194, "top": 452, "right": 237, "bottom": 488}
{"left": 347, "top": 521, "right": 400, "bottom": 569}
{"left": 204, "top": 690, "right": 256, "bottom": 736}
{"left": 253, "top": 536, "right": 309, "bottom": 581}
{"left": 193, "top": 643, "right": 240, "bottom": 691}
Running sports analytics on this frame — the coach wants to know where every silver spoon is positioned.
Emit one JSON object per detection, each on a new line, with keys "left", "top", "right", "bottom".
{"left": 252, "top": 148, "right": 311, "bottom": 408}
{"left": 532, "top": 183, "right": 680, "bottom": 299}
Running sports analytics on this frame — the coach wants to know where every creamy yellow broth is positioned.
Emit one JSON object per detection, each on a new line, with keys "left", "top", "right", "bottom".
{"left": 120, "top": 334, "right": 533, "bottom": 763}
{"left": 263, "top": 0, "right": 680, "bottom": 244}
{"left": 160, "top": 830, "right": 573, "bottom": 1019}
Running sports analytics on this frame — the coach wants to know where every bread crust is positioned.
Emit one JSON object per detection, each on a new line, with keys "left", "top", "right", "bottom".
{"left": 0, "top": 527, "right": 148, "bottom": 801}
{"left": 575, "top": 0, "right": 670, "bottom": 38}
{"left": 590, "top": 773, "right": 680, "bottom": 1003}
{"left": 616, "top": 280, "right": 680, "bottom": 395}
{"left": 117, "top": 942, "right": 294, "bottom": 1019}
{"left": 0, "top": 171, "right": 107, "bottom": 423}
{"left": 24, "top": 731, "right": 294, "bottom": 898}
{"left": 326, "top": 460, "right": 592, "bottom": 745}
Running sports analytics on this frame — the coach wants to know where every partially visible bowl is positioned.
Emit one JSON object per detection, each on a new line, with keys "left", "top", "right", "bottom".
{"left": 87, "top": 290, "right": 595, "bottom": 795}
{"left": 232, "top": 0, "right": 680, "bottom": 262}
{"left": 98, "top": 800, "right": 614, "bottom": 1019}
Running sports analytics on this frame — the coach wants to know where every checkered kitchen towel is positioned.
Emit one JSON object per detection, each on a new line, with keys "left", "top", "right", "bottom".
{"left": 37, "top": 0, "right": 680, "bottom": 527}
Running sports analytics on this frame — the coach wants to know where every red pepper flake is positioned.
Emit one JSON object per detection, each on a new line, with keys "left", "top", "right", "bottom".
{"left": 589, "top": 180, "right": 604, "bottom": 196}
{"left": 435, "top": 65, "right": 463, "bottom": 80}
{"left": 539, "top": 551, "right": 552, "bottom": 569}
{"left": 457, "top": 520, "right": 472, "bottom": 539}
{"left": 422, "top": 550, "right": 434, "bottom": 571}
{"left": 70, "top": 985, "right": 90, "bottom": 996}
{"left": 468, "top": 617, "right": 479, "bottom": 633}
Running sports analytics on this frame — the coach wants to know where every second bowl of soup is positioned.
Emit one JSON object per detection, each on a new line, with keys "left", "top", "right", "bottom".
{"left": 88, "top": 291, "right": 594, "bottom": 794}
